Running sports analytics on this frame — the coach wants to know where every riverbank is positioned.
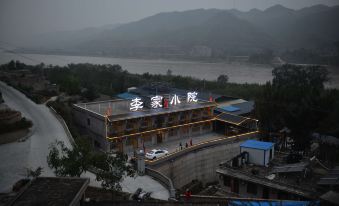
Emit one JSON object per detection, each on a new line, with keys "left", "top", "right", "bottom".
{"left": 0, "top": 51, "right": 274, "bottom": 85}
{"left": 16, "top": 49, "right": 272, "bottom": 66}
{"left": 2, "top": 51, "right": 339, "bottom": 89}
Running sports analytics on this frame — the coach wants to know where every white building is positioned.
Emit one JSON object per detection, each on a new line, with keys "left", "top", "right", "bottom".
{"left": 240, "top": 140, "right": 274, "bottom": 166}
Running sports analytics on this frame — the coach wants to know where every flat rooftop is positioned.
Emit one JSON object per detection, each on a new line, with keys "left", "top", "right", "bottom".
{"left": 217, "top": 152, "right": 323, "bottom": 199}
{"left": 240, "top": 140, "right": 274, "bottom": 150}
{"left": 74, "top": 99, "right": 216, "bottom": 122}
{"left": 8, "top": 177, "right": 89, "bottom": 206}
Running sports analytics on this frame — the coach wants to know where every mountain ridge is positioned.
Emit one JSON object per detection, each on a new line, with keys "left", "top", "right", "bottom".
{"left": 24, "top": 4, "right": 339, "bottom": 59}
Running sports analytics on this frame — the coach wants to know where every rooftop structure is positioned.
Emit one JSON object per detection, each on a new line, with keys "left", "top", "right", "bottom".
{"left": 116, "top": 92, "right": 139, "bottom": 100}
{"left": 126, "top": 83, "right": 223, "bottom": 102}
{"left": 8, "top": 177, "right": 89, "bottom": 206}
{"left": 217, "top": 148, "right": 324, "bottom": 200}
{"left": 215, "top": 113, "right": 256, "bottom": 126}
{"left": 74, "top": 98, "right": 216, "bottom": 122}
{"left": 240, "top": 140, "right": 274, "bottom": 150}
{"left": 215, "top": 101, "right": 255, "bottom": 116}
{"left": 240, "top": 140, "right": 275, "bottom": 166}
{"left": 317, "top": 166, "right": 339, "bottom": 186}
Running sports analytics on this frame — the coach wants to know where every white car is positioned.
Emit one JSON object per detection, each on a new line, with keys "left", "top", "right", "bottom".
{"left": 145, "top": 149, "right": 169, "bottom": 160}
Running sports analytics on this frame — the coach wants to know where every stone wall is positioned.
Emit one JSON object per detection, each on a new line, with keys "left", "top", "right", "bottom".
{"left": 147, "top": 132, "right": 258, "bottom": 189}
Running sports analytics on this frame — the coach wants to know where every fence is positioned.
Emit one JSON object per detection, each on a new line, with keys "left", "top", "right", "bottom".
{"left": 48, "top": 106, "right": 76, "bottom": 146}
{"left": 145, "top": 167, "right": 176, "bottom": 200}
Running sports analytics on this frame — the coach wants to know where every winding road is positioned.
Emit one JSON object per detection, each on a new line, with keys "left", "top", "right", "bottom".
{"left": 0, "top": 81, "right": 72, "bottom": 192}
{"left": 0, "top": 82, "right": 169, "bottom": 200}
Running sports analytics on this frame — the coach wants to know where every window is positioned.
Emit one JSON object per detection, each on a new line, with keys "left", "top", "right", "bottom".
{"left": 87, "top": 118, "right": 90, "bottom": 126}
{"left": 223, "top": 175, "right": 231, "bottom": 187}
{"left": 247, "top": 182, "right": 257, "bottom": 195}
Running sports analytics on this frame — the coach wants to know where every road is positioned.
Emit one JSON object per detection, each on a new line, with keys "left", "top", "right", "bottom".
{"left": 0, "top": 82, "right": 169, "bottom": 200}
{"left": 0, "top": 81, "right": 72, "bottom": 192}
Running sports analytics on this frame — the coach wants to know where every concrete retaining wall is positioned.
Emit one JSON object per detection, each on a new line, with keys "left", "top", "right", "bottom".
{"left": 49, "top": 106, "right": 76, "bottom": 147}
{"left": 148, "top": 132, "right": 258, "bottom": 189}
{"left": 145, "top": 167, "right": 176, "bottom": 200}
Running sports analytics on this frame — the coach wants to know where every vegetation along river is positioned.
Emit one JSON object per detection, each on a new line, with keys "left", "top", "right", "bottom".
{"left": 1, "top": 51, "right": 338, "bottom": 88}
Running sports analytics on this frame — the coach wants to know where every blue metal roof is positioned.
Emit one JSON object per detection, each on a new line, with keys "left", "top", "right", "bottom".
{"left": 220, "top": 105, "right": 240, "bottom": 112}
{"left": 216, "top": 101, "right": 254, "bottom": 115}
{"left": 240, "top": 140, "right": 274, "bottom": 150}
{"left": 229, "top": 200, "right": 318, "bottom": 206}
{"left": 116, "top": 92, "right": 139, "bottom": 100}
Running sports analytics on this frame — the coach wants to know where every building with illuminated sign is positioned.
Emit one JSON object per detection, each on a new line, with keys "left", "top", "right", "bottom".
{"left": 73, "top": 92, "right": 217, "bottom": 154}
{"left": 73, "top": 84, "right": 258, "bottom": 154}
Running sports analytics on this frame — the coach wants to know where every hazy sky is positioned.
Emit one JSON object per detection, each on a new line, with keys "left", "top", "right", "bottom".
{"left": 1, "top": 0, "right": 339, "bottom": 45}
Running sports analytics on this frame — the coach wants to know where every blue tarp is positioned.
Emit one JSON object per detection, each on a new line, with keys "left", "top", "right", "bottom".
{"left": 220, "top": 105, "right": 240, "bottom": 112}
{"left": 229, "top": 200, "right": 319, "bottom": 206}
{"left": 240, "top": 140, "right": 274, "bottom": 150}
{"left": 116, "top": 92, "right": 139, "bottom": 100}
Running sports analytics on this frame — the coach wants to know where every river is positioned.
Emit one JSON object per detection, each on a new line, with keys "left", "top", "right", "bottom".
{"left": 1, "top": 51, "right": 338, "bottom": 88}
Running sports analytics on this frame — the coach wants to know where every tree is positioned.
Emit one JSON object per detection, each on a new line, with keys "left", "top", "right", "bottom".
{"left": 81, "top": 86, "right": 99, "bottom": 101}
{"left": 61, "top": 75, "right": 80, "bottom": 95}
{"left": 47, "top": 139, "right": 92, "bottom": 177}
{"left": 26, "top": 167, "right": 43, "bottom": 179}
{"left": 255, "top": 64, "right": 330, "bottom": 150}
{"left": 272, "top": 64, "right": 329, "bottom": 90}
{"left": 47, "top": 139, "right": 135, "bottom": 193}
{"left": 217, "top": 74, "right": 228, "bottom": 85}
{"left": 95, "top": 153, "right": 134, "bottom": 194}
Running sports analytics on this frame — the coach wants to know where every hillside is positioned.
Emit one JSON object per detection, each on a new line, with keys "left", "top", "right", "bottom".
{"left": 24, "top": 5, "right": 339, "bottom": 59}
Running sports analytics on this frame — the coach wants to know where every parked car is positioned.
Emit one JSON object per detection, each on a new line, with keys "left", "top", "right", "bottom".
{"left": 145, "top": 149, "right": 168, "bottom": 160}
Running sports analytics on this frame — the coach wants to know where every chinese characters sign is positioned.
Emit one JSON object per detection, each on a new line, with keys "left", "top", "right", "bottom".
{"left": 130, "top": 97, "right": 143, "bottom": 111}
{"left": 170, "top": 94, "right": 181, "bottom": 105}
{"left": 187, "top": 92, "right": 198, "bottom": 103}
{"left": 151, "top": 95, "right": 163, "bottom": 108}
{"left": 129, "top": 92, "right": 198, "bottom": 111}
